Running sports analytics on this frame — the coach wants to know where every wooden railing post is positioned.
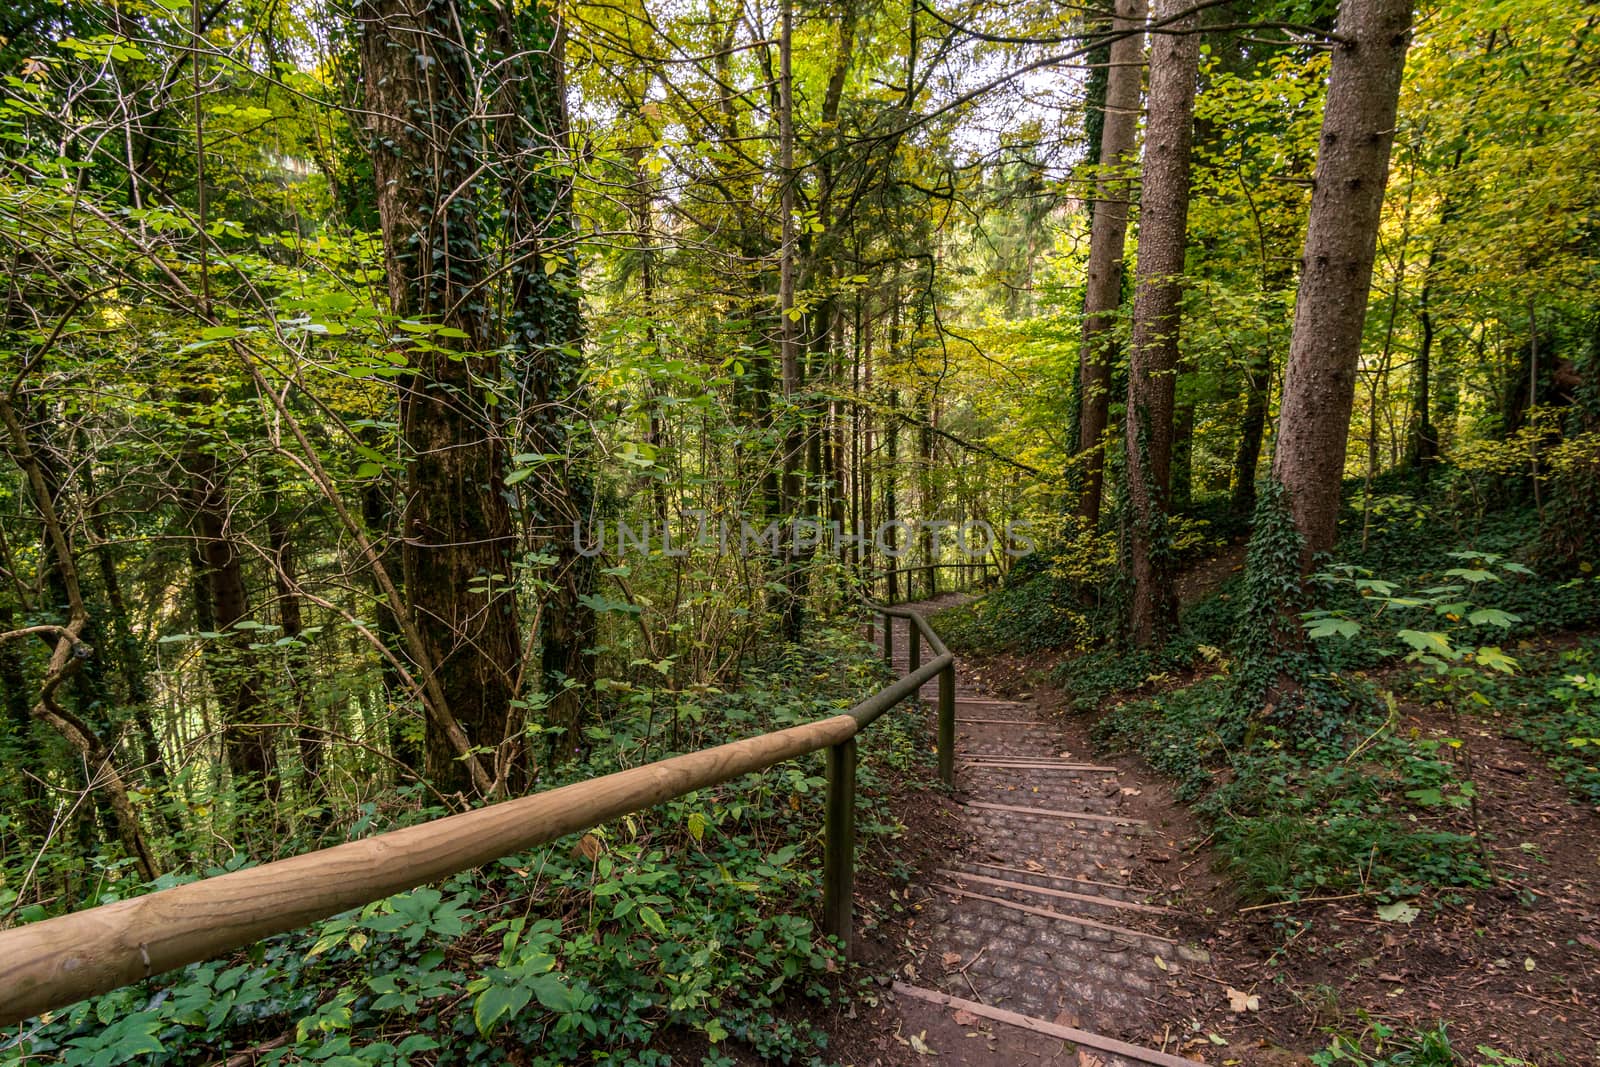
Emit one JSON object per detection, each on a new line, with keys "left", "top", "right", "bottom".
{"left": 882, "top": 612, "right": 893, "bottom": 663}
{"left": 908, "top": 619, "right": 920, "bottom": 675}
{"left": 938, "top": 662, "right": 955, "bottom": 786}
{"left": 822, "top": 736, "right": 857, "bottom": 951}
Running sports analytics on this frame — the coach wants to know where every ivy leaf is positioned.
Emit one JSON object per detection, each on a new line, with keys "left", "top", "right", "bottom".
{"left": 1466, "top": 608, "right": 1519, "bottom": 629}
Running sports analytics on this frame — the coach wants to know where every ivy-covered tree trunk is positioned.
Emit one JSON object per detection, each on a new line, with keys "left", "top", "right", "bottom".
{"left": 360, "top": 0, "right": 523, "bottom": 796}
{"left": 1271, "top": 0, "right": 1414, "bottom": 567}
{"left": 1124, "top": 0, "right": 1200, "bottom": 648}
{"left": 492, "top": 1, "right": 596, "bottom": 762}
{"left": 1076, "top": 0, "right": 1146, "bottom": 528}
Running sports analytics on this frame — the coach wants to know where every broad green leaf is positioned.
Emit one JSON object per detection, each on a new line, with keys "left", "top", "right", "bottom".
{"left": 473, "top": 982, "right": 532, "bottom": 1035}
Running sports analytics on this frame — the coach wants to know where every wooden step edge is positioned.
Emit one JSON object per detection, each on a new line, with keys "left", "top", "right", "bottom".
{"left": 928, "top": 883, "right": 1176, "bottom": 946}
{"left": 956, "top": 717, "right": 1047, "bottom": 726}
{"left": 959, "top": 759, "right": 1117, "bottom": 772}
{"left": 892, "top": 983, "right": 1204, "bottom": 1067}
{"left": 962, "top": 859, "right": 1144, "bottom": 895}
{"left": 962, "top": 800, "right": 1148, "bottom": 826}
{"left": 934, "top": 868, "right": 1174, "bottom": 915}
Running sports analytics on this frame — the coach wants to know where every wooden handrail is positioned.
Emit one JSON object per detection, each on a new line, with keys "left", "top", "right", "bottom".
{"left": 0, "top": 606, "right": 956, "bottom": 1028}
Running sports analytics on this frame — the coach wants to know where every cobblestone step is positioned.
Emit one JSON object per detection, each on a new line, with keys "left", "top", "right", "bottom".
{"left": 894, "top": 984, "right": 1200, "bottom": 1067}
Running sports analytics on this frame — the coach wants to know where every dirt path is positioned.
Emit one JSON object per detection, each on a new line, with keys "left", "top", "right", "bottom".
{"left": 871, "top": 607, "right": 1222, "bottom": 1066}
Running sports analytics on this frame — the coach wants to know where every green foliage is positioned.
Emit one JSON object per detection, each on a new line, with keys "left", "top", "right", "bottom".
{"left": 1093, "top": 675, "right": 1489, "bottom": 904}
{"left": 929, "top": 534, "right": 1118, "bottom": 654}
{"left": 3, "top": 625, "right": 925, "bottom": 1065}
{"left": 1314, "top": 1019, "right": 1534, "bottom": 1067}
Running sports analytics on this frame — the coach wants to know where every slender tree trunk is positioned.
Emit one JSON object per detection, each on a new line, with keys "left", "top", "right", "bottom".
{"left": 0, "top": 395, "right": 158, "bottom": 879}
{"left": 1270, "top": 0, "right": 1414, "bottom": 568}
{"left": 361, "top": 0, "right": 524, "bottom": 796}
{"left": 266, "top": 496, "right": 320, "bottom": 805}
{"left": 184, "top": 436, "right": 277, "bottom": 801}
{"left": 1124, "top": 0, "right": 1200, "bottom": 648}
{"left": 1230, "top": 348, "right": 1272, "bottom": 514}
{"left": 357, "top": 459, "right": 414, "bottom": 773}
{"left": 1077, "top": 0, "right": 1147, "bottom": 527}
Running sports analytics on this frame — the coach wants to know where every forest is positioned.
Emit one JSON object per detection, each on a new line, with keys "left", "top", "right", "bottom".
{"left": 0, "top": 0, "right": 1597, "bottom": 1063}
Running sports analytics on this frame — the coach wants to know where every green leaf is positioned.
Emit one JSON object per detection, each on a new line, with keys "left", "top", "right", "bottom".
{"left": 1472, "top": 646, "right": 1520, "bottom": 674}
{"left": 473, "top": 982, "right": 532, "bottom": 1035}
{"left": 528, "top": 972, "right": 580, "bottom": 1013}
{"left": 1305, "top": 618, "right": 1360, "bottom": 640}
{"left": 687, "top": 811, "right": 706, "bottom": 842}
{"left": 637, "top": 905, "right": 669, "bottom": 936}
{"left": 1444, "top": 567, "right": 1497, "bottom": 584}
{"left": 1466, "top": 608, "right": 1519, "bottom": 629}
{"left": 1398, "top": 630, "right": 1454, "bottom": 655}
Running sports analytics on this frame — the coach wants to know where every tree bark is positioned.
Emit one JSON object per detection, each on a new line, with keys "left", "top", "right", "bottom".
{"left": 1076, "top": 0, "right": 1147, "bottom": 528}
{"left": 1124, "top": 0, "right": 1200, "bottom": 649}
{"left": 492, "top": 2, "right": 594, "bottom": 767}
{"left": 360, "top": 0, "right": 524, "bottom": 796}
{"left": 1270, "top": 0, "right": 1414, "bottom": 568}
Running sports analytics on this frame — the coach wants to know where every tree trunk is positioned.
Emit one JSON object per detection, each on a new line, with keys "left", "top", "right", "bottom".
{"left": 492, "top": 2, "right": 594, "bottom": 767}
{"left": 1171, "top": 388, "right": 1196, "bottom": 511}
{"left": 1270, "top": 0, "right": 1413, "bottom": 568}
{"left": 183, "top": 431, "right": 277, "bottom": 801}
{"left": 1076, "top": 0, "right": 1147, "bottom": 527}
{"left": 266, "top": 496, "right": 321, "bottom": 805}
{"left": 1124, "top": 0, "right": 1200, "bottom": 648}
{"left": 1230, "top": 348, "right": 1272, "bottom": 514}
{"left": 361, "top": 0, "right": 524, "bottom": 796}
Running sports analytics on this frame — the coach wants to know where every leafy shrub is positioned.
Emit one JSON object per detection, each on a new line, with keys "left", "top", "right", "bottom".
{"left": 3, "top": 623, "right": 925, "bottom": 1066}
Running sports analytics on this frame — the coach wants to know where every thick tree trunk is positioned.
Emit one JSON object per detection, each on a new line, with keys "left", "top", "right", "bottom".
{"left": 1171, "top": 388, "right": 1195, "bottom": 511}
{"left": 1124, "top": 0, "right": 1200, "bottom": 648}
{"left": 492, "top": 3, "right": 594, "bottom": 766}
{"left": 1270, "top": 0, "right": 1413, "bottom": 568}
{"left": 1076, "top": 0, "right": 1147, "bottom": 527}
{"left": 361, "top": 0, "right": 523, "bottom": 796}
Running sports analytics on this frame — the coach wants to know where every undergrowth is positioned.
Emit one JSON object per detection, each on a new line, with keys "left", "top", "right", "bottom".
{"left": 1, "top": 623, "right": 925, "bottom": 1067}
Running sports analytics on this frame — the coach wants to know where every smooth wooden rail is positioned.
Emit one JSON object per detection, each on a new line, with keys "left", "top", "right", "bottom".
{"left": 0, "top": 604, "right": 955, "bottom": 1028}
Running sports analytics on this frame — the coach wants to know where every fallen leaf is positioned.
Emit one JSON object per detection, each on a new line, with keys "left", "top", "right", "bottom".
{"left": 1375, "top": 901, "right": 1420, "bottom": 924}
{"left": 1155, "top": 955, "right": 1169, "bottom": 971}
{"left": 1077, "top": 1052, "right": 1105, "bottom": 1067}
{"left": 952, "top": 1009, "right": 978, "bottom": 1026}
{"left": 1024, "top": 860, "right": 1045, "bottom": 872}
{"left": 574, "top": 834, "right": 603, "bottom": 861}
{"left": 1524, "top": 957, "right": 1537, "bottom": 971}
{"left": 941, "top": 952, "right": 963, "bottom": 968}
{"left": 1226, "top": 987, "right": 1260, "bottom": 1012}
{"left": 908, "top": 1031, "right": 937, "bottom": 1056}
